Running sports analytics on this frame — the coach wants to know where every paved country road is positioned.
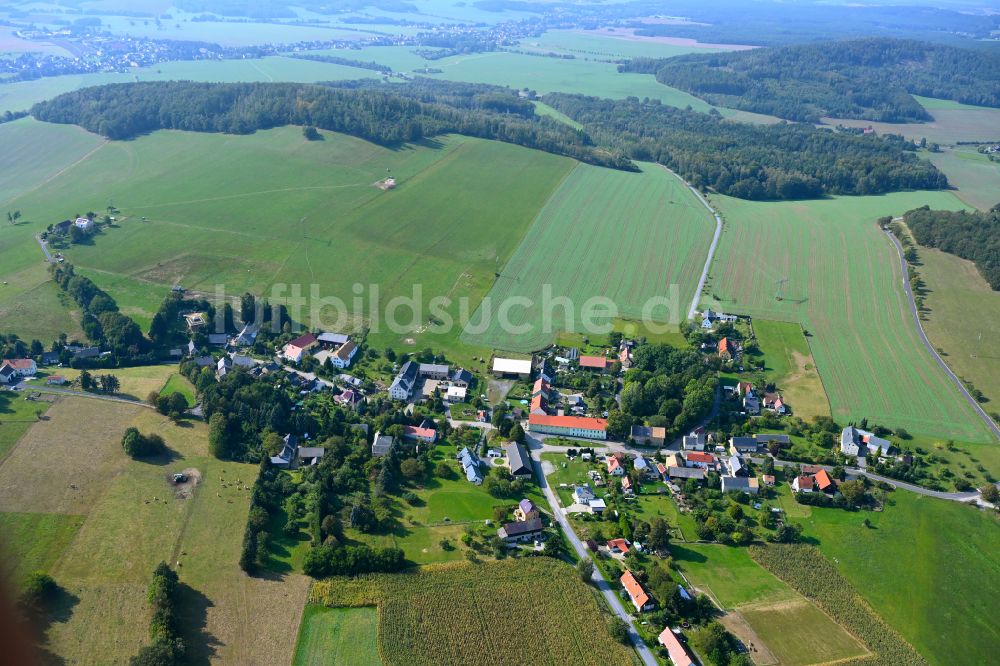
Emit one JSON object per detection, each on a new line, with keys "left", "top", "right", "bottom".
{"left": 884, "top": 223, "right": 1000, "bottom": 442}
{"left": 527, "top": 439, "right": 659, "bottom": 666}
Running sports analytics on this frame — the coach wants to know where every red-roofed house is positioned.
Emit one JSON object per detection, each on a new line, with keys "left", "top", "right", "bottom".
{"left": 607, "top": 456, "right": 625, "bottom": 476}
{"left": 685, "top": 451, "right": 715, "bottom": 469}
{"left": 282, "top": 333, "right": 318, "bottom": 363}
{"left": 532, "top": 377, "right": 550, "bottom": 398}
{"left": 607, "top": 538, "right": 631, "bottom": 556}
{"left": 579, "top": 355, "right": 608, "bottom": 372}
{"left": 621, "top": 475, "right": 634, "bottom": 495}
{"left": 620, "top": 570, "right": 655, "bottom": 612}
{"left": 402, "top": 425, "right": 437, "bottom": 443}
{"left": 656, "top": 462, "right": 668, "bottom": 479}
{"left": 528, "top": 414, "right": 607, "bottom": 440}
{"left": 2, "top": 358, "right": 37, "bottom": 377}
{"left": 530, "top": 393, "right": 547, "bottom": 416}
{"left": 792, "top": 475, "right": 814, "bottom": 493}
{"left": 657, "top": 628, "right": 695, "bottom": 666}
{"left": 814, "top": 468, "right": 835, "bottom": 493}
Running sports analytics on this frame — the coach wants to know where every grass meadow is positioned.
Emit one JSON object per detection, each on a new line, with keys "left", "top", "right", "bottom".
{"left": 928, "top": 146, "right": 1000, "bottom": 211}
{"left": 309, "top": 558, "right": 635, "bottom": 666}
{"left": 463, "top": 162, "right": 716, "bottom": 351}
{"left": 0, "top": 397, "right": 311, "bottom": 665}
{"left": 1, "top": 121, "right": 574, "bottom": 366}
{"left": 704, "top": 190, "right": 992, "bottom": 441}
{"left": 912, "top": 241, "right": 1000, "bottom": 410}
{"left": 293, "top": 605, "right": 382, "bottom": 666}
{"left": 795, "top": 492, "right": 1000, "bottom": 666}
{"left": 746, "top": 319, "right": 830, "bottom": 419}
{"left": 823, "top": 96, "right": 1000, "bottom": 145}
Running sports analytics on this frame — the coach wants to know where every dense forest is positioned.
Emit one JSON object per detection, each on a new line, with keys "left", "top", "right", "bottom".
{"left": 904, "top": 204, "right": 1000, "bottom": 290}
{"left": 544, "top": 94, "right": 947, "bottom": 199}
{"left": 622, "top": 39, "right": 1000, "bottom": 123}
{"left": 30, "top": 81, "right": 634, "bottom": 170}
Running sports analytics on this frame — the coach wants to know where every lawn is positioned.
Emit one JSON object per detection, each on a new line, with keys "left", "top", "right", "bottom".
{"left": 927, "top": 146, "right": 1000, "bottom": 212}
{"left": 28, "top": 364, "right": 180, "bottom": 403}
{"left": 293, "top": 605, "right": 382, "bottom": 666}
{"left": 670, "top": 543, "right": 797, "bottom": 609}
{"left": 310, "top": 558, "right": 635, "bottom": 665}
{"left": 795, "top": 492, "right": 1000, "bottom": 666}
{"left": 3, "top": 123, "right": 574, "bottom": 366}
{"left": 0, "top": 397, "right": 311, "bottom": 664}
{"left": 704, "top": 190, "right": 992, "bottom": 442}
{"left": 0, "top": 390, "right": 53, "bottom": 462}
{"left": 448, "top": 402, "right": 478, "bottom": 421}
{"left": 463, "top": 162, "right": 716, "bottom": 352}
{"left": 747, "top": 319, "right": 830, "bottom": 419}
{"left": 160, "top": 372, "right": 196, "bottom": 407}
{"left": 738, "top": 598, "right": 868, "bottom": 666}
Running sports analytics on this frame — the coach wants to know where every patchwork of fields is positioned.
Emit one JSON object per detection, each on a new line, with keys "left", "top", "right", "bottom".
{"left": 1, "top": 120, "right": 574, "bottom": 364}
{"left": 463, "top": 162, "right": 716, "bottom": 351}
{"left": 704, "top": 191, "right": 992, "bottom": 441}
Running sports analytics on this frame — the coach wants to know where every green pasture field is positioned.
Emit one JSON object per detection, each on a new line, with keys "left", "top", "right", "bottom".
{"left": 293, "top": 605, "right": 382, "bottom": 666}
{"left": 928, "top": 146, "right": 1000, "bottom": 211}
{"left": 795, "top": 492, "right": 1000, "bottom": 666}
{"left": 463, "top": 162, "right": 716, "bottom": 352}
{"left": 0, "top": 391, "right": 53, "bottom": 463}
{"left": 704, "top": 190, "right": 992, "bottom": 441}
{"left": 532, "top": 100, "right": 583, "bottom": 129}
{"left": 0, "top": 264, "right": 83, "bottom": 348}
{"left": 2, "top": 122, "right": 574, "bottom": 366}
{"left": 309, "top": 558, "right": 635, "bottom": 665}
{"left": 670, "top": 542, "right": 797, "bottom": 609}
{"left": 912, "top": 240, "right": 1000, "bottom": 409}
{"left": 0, "top": 397, "right": 311, "bottom": 664}
{"left": 746, "top": 319, "right": 830, "bottom": 419}
{"left": 28, "top": 364, "right": 180, "bottom": 403}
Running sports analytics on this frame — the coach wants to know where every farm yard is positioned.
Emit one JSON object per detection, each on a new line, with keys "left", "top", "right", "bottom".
{"left": 463, "top": 162, "right": 716, "bottom": 351}
{"left": 0, "top": 120, "right": 574, "bottom": 365}
{"left": 704, "top": 190, "right": 992, "bottom": 441}
{"left": 309, "top": 558, "right": 635, "bottom": 665}
{"left": 0, "top": 396, "right": 310, "bottom": 665}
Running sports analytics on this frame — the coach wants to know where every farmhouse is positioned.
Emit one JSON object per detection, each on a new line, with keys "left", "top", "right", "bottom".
{"left": 631, "top": 425, "right": 666, "bottom": 447}
{"left": 528, "top": 414, "right": 607, "bottom": 440}
{"left": 419, "top": 363, "right": 451, "bottom": 380}
{"left": 763, "top": 392, "right": 786, "bottom": 414}
{"left": 389, "top": 361, "right": 419, "bottom": 400}
{"left": 329, "top": 340, "right": 358, "bottom": 369}
{"left": 458, "top": 447, "right": 483, "bottom": 485}
{"left": 841, "top": 426, "right": 895, "bottom": 459}
{"left": 578, "top": 355, "right": 608, "bottom": 372}
{"left": 0, "top": 358, "right": 36, "bottom": 378}
{"left": 718, "top": 337, "right": 740, "bottom": 360}
{"left": 371, "top": 431, "right": 395, "bottom": 457}
{"left": 282, "top": 332, "right": 318, "bottom": 363}
{"left": 657, "top": 628, "right": 695, "bottom": 666}
{"left": 74, "top": 216, "right": 94, "bottom": 231}
{"left": 792, "top": 475, "right": 814, "bottom": 493}
{"left": 514, "top": 498, "right": 539, "bottom": 522}
{"left": 403, "top": 425, "right": 437, "bottom": 444}
{"left": 684, "top": 451, "right": 715, "bottom": 469}
{"left": 497, "top": 517, "right": 544, "bottom": 544}
{"left": 620, "top": 570, "right": 656, "bottom": 612}
{"left": 504, "top": 442, "right": 532, "bottom": 479}
{"left": 701, "top": 309, "right": 738, "bottom": 330}
{"left": 492, "top": 357, "right": 532, "bottom": 378}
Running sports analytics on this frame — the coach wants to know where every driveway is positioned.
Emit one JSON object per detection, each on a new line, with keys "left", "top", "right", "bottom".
{"left": 528, "top": 441, "right": 658, "bottom": 666}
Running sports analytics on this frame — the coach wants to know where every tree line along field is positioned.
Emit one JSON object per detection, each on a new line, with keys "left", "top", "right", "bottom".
{"left": 0, "top": 120, "right": 575, "bottom": 365}
{"left": 0, "top": 395, "right": 311, "bottom": 665}
{"left": 462, "top": 162, "right": 717, "bottom": 352}
{"left": 307, "top": 558, "right": 636, "bottom": 666}
{"left": 703, "top": 190, "right": 993, "bottom": 443}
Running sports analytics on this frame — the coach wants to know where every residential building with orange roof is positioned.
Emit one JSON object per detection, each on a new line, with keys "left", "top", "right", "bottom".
{"left": 620, "top": 570, "right": 655, "bottom": 612}
{"left": 579, "top": 355, "right": 608, "bottom": 371}
{"left": 657, "top": 628, "right": 695, "bottom": 666}
{"left": 528, "top": 414, "right": 607, "bottom": 440}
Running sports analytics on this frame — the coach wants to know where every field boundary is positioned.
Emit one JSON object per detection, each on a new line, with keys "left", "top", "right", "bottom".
{"left": 885, "top": 222, "right": 1000, "bottom": 442}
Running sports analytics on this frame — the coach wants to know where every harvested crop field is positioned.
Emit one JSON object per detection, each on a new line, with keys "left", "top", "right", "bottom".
{"left": 464, "top": 162, "right": 715, "bottom": 351}
{"left": 704, "top": 191, "right": 991, "bottom": 440}
{"left": 310, "top": 559, "right": 634, "bottom": 665}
